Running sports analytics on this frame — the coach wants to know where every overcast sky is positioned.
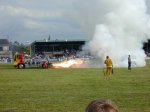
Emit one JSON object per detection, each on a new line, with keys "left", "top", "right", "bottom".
{"left": 0, "top": 0, "right": 150, "bottom": 43}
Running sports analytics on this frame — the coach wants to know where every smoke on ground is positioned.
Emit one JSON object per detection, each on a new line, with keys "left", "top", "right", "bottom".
{"left": 73, "top": 0, "right": 150, "bottom": 67}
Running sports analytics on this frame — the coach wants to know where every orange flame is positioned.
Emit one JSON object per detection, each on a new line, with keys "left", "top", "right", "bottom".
{"left": 52, "top": 59, "right": 84, "bottom": 68}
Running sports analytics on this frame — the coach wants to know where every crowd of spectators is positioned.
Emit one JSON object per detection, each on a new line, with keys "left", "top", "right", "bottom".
{"left": 0, "top": 57, "right": 12, "bottom": 63}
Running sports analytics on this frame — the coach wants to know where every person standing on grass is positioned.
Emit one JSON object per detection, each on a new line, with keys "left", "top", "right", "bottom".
{"left": 85, "top": 98, "right": 119, "bottom": 112}
{"left": 128, "top": 55, "right": 131, "bottom": 70}
{"left": 104, "top": 56, "right": 113, "bottom": 75}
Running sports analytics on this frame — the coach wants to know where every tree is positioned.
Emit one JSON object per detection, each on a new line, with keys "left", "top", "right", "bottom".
{"left": 11, "top": 41, "right": 26, "bottom": 55}
{"left": 14, "top": 41, "right": 20, "bottom": 46}
{"left": 25, "top": 45, "right": 30, "bottom": 55}
{"left": 48, "top": 35, "right": 51, "bottom": 41}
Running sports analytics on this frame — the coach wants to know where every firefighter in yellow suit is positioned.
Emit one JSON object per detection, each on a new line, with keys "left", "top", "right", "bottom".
{"left": 104, "top": 56, "right": 113, "bottom": 75}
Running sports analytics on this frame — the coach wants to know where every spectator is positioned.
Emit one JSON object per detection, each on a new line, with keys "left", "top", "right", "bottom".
{"left": 85, "top": 98, "right": 118, "bottom": 112}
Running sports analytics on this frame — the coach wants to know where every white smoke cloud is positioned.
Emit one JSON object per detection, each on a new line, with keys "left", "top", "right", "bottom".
{"left": 73, "top": 0, "right": 150, "bottom": 67}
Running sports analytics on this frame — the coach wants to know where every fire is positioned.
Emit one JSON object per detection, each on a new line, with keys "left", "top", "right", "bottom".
{"left": 52, "top": 59, "right": 84, "bottom": 68}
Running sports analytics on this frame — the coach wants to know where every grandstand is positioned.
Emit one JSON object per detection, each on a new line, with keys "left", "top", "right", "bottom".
{"left": 30, "top": 40, "right": 86, "bottom": 57}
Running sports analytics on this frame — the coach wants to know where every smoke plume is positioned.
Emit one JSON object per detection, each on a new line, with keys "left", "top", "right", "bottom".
{"left": 74, "top": 0, "right": 150, "bottom": 67}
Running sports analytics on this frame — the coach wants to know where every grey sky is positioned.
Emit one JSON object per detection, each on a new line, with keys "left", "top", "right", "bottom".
{"left": 0, "top": 0, "right": 150, "bottom": 43}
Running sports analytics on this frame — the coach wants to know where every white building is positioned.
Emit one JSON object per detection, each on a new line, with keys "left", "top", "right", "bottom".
{"left": 0, "top": 39, "right": 12, "bottom": 59}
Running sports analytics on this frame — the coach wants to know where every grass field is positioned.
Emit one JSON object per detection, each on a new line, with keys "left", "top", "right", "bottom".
{"left": 0, "top": 60, "right": 150, "bottom": 112}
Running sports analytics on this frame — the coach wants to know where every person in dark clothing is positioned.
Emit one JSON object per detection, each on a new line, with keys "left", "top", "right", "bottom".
{"left": 128, "top": 55, "right": 131, "bottom": 70}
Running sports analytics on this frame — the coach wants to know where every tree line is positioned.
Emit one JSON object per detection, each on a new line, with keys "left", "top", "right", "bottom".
{"left": 11, "top": 41, "right": 30, "bottom": 55}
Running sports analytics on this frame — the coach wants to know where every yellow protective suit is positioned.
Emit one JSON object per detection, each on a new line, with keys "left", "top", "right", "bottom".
{"left": 104, "top": 56, "right": 113, "bottom": 75}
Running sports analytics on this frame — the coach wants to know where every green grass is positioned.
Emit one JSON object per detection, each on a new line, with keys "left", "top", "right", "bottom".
{"left": 0, "top": 60, "right": 150, "bottom": 112}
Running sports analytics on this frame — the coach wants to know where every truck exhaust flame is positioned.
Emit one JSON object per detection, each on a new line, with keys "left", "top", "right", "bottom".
{"left": 52, "top": 59, "right": 84, "bottom": 68}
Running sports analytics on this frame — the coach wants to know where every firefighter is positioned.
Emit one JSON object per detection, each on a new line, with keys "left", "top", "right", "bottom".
{"left": 104, "top": 56, "right": 113, "bottom": 75}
